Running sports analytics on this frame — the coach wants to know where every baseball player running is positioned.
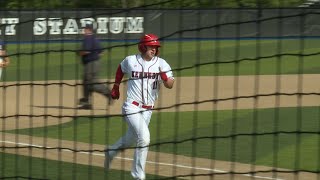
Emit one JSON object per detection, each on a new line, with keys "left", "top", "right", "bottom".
{"left": 0, "top": 40, "right": 10, "bottom": 80}
{"left": 105, "top": 34, "right": 175, "bottom": 180}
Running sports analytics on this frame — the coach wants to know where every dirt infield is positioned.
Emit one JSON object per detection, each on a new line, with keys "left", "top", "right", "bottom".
{"left": 1, "top": 75, "right": 320, "bottom": 180}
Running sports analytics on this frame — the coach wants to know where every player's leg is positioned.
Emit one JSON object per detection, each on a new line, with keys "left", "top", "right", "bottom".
{"left": 105, "top": 102, "right": 141, "bottom": 170}
{"left": 90, "top": 61, "right": 110, "bottom": 95}
{"left": 78, "top": 64, "right": 92, "bottom": 109}
{"left": 81, "top": 74, "right": 90, "bottom": 102}
{"left": 89, "top": 60, "right": 112, "bottom": 104}
{"left": 108, "top": 102, "right": 151, "bottom": 179}
{"left": 105, "top": 127, "right": 135, "bottom": 169}
{"left": 129, "top": 107, "right": 152, "bottom": 180}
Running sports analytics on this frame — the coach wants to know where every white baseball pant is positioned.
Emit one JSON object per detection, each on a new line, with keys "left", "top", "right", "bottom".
{"left": 108, "top": 101, "right": 152, "bottom": 180}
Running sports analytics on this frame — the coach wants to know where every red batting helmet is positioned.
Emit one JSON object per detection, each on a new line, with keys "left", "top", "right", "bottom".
{"left": 138, "top": 34, "right": 161, "bottom": 55}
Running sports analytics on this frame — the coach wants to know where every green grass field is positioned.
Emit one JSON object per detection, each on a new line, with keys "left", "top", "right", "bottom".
{"left": 0, "top": 152, "right": 165, "bottom": 180}
{"left": 8, "top": 106, "right": 320, "bottom": 172}
{"left": 2, "top": 39, "right": 320, "bottom": 178}
{"left": 2, "top": 38, "right": 320, "bottom": 81}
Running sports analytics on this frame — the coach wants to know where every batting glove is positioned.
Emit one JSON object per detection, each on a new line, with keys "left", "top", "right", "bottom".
{"left": 111, "top": 84, "right": 120, "bottom": 100}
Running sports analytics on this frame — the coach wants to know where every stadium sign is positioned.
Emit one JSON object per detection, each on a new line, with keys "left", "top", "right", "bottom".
{"left": 0, "top": 17, "right": 144, "bottom": 36}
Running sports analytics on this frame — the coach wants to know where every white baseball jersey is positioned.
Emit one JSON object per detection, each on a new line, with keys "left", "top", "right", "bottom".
{"left": 120, "top": 54, "right": 174, "bottom": 105}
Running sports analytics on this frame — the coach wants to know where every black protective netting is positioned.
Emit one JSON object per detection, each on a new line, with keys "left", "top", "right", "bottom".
{"left": 1, "top": 1, "right": 320, "bottom": 180}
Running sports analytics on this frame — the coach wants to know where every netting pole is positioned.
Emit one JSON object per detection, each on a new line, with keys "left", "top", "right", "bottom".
{"left": 294, "top": 7, "right": 306, "bottom": 180}
{"left": 211, "top": 4, "right": 221, "bottom": 180}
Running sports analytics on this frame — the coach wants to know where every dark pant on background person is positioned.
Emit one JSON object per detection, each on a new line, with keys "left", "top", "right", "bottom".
{"left": 82, "top": 60, "right": 110, "bottom": 103}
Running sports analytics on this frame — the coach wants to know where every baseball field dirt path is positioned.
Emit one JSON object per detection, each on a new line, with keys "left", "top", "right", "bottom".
{"left": 1, "top": 75, "right": 320, "bottom": 180}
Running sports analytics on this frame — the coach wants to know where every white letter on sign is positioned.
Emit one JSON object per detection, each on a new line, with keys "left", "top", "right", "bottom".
{"left": 1, "top": 18, "right": 19, "bottom": 35}
{"left": 125, "top": 17, "right": 143, "bottom": 33}
{"left": 97, "top": 17, "right": 108, "bottom": 34}
{"left": 63, "top": 18, "right": 78, "bottom": 34}
{"left": 34, "top": 18, "right": 47, "bottom": 35}
{"left": 109, "top": 17, "right": 124, "bottom": 34}
{"left": 48, "top": 18, "right": 63, "bottom": 35}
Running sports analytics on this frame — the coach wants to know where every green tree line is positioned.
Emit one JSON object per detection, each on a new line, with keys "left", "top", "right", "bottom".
{"left": 0, "top": 0, "right": 305, "bottom": 9}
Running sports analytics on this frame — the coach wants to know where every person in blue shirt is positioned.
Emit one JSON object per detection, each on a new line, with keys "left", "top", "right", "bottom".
{"left": 78, "top": 23, "right": 112, "bottom": 109}
{"left": 0, "top": 40, "right": 10, "bottom": 80}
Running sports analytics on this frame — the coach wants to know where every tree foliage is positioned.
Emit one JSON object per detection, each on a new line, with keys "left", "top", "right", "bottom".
{"left": 1, "top": 0, "right": 306, "bottom": 9}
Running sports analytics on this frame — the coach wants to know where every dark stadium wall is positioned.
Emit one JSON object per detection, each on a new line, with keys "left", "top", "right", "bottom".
{"left": 0, "top": 9, "right": 319, "bottom": 42}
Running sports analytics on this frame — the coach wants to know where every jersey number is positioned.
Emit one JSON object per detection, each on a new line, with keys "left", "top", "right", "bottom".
{"left": 152, "top": 81, "right": 158, "bottom": 89}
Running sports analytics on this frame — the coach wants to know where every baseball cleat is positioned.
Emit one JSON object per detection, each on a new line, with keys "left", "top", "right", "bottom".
{"left": 104, "top": 150, "right": 113, "bottom": 170}
{"left": 78, "top": 104, "right": 92, "bottom": 110}
{"left": 78, "top": 98, "right": 89, "bottom": 106}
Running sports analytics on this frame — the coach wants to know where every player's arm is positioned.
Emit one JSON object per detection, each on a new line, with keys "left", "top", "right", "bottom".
{"left": 78, "top": 39, "right": 91, "bottom": 56}
{"left": 0, "top": 50, "right": 10, "bottom": 67}
{"left": 159, "top": 67, "right": 174, "bottom": 89}
{"left": 163, "top": 77, "right": 174, "bottom": 89}
{"left": 78, "top": 51, "right": 90, "bottom": 56}
{"left": 4, "top": 51, "right": 10, "bottom": 66}
{"left": 111, "top": 64, "right": 124, "bottom": 99}
{"left": 78, "top": 46, "right": 90, "bottom": 56}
